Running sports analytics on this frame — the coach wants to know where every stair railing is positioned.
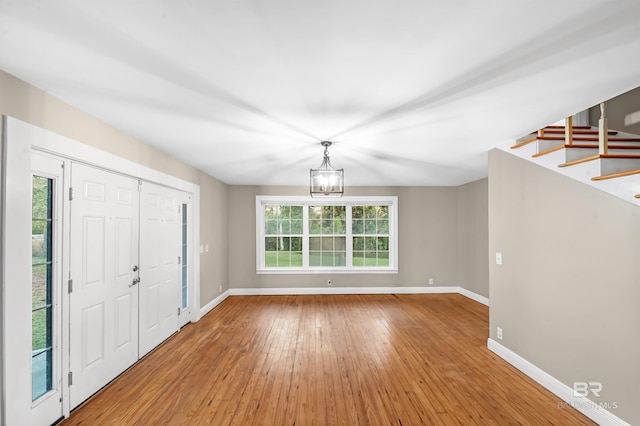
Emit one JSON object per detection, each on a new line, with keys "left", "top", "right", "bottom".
{"left": 599, "top": 102, "right": 608, "bottom": 155}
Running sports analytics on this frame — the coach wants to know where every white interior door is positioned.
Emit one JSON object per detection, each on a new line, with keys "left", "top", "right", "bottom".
{"left": 139, "top": 182, "right": 182, "bottom": 356}
{"left": 69, "top": 163, "right": 140, "bottom": 408}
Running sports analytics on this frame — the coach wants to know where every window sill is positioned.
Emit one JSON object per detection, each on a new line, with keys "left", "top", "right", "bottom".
{"left": 256, "top": 268, "right": 399, "bottom": 275}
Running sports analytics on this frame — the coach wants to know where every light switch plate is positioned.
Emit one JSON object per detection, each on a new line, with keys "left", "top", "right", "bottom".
{"left": 496, "top": 252, "right": 503, "bottom": 265}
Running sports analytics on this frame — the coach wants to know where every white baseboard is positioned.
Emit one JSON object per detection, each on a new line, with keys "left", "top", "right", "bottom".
{"left": 199, "top": 289, "right": 230, "bottom": 318}
{"left": 487, "top": 339, "right": 630, "bottom": 426}
{"left": 228, "top": 285, "right": 488, "bottom": 306}
{"left": 230, "top": 286, "right": 457, "bottom": 296}
{"left": 458, "top": 287, "right": 489, "bottom": 306}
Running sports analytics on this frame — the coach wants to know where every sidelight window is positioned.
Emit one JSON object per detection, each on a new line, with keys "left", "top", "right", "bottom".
{"left": 31, "top": 176, "right": 54, "bottom": 401}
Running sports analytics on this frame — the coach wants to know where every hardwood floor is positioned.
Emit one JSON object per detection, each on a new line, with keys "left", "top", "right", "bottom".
{"left": 60, "top": 294, "right": 594, "bottom": 425}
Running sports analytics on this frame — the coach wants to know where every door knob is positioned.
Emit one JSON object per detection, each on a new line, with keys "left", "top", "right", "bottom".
{"left": 133, "top": 265, "right": 139, "bottom": 272}
{"left": 129, "top": 277, "right": 141, "bottom": 287}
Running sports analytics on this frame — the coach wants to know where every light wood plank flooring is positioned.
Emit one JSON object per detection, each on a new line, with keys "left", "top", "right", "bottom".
{"left": 60, "top": 294, "right": 593, "bottom": 425}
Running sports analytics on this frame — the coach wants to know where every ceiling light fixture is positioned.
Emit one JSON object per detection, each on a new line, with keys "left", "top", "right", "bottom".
{"left": 310, "top": 141, "right": 344, "bottom": 197}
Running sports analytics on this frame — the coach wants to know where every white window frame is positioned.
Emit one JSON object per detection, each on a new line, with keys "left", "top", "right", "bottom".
{"left": 256, "top": 196, "right": 398, "bottom": 274}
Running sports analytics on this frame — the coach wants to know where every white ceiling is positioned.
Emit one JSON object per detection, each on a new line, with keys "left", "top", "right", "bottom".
{"left": 1, "top": 0, "right": 640, "bottom": 186}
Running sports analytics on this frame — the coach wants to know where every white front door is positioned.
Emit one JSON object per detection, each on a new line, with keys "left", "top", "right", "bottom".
{"left": 139, "top": 182, "right": 181, "bottom": 356}
{"left": 69, "top": 163, "right": 140, "bottom": 408}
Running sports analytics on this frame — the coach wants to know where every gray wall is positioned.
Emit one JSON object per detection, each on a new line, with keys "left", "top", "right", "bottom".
{"left": 457, "top": 178, "right": 489, "bottom": 298}
{"left": 228, "top": 183, "right": 489, "bottom": 295}
{"left": 488, "top": 148, "right": 640, "bottom": 425}
{"left": 0, "top": 70, "right": 229, "bottom": 308}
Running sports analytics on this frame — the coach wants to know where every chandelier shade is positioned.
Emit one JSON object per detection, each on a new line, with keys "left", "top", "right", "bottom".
{"left": 310, "top": 141, "right": 344, "bottom": 197}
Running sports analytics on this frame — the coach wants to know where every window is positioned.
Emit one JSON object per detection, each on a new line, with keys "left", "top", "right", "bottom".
{"left": 257, "top": 196, "right": 398, "bottom": 273}
{"left": 181, "top": 203, "right": 188, "bottom": 309}
{"left": 32, "top": 175, "right": 54, "bottom": 401}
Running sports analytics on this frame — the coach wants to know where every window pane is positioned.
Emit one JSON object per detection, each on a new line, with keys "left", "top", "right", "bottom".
{"left": 32, "top": 350, "right": 52, "bottom": 401}
{"left": 265, "top": 251, "right": 278, "bottom": 267}
{"left": 291, "top": 252, "right": 303, "bottom": 267}
{"left": 32, "top": 264, "right": 48, "bottom": 308}
{"left": 265, "top": 205, "right": 278, "bottom": 219}
{"left": 378, "top": 206, "right": 389, "bottom": 218}
{"left": 32, "top": 307, "right": 51, "bottom": 352}
{"left": 291, "top": 237, "right": 302, "bottom": 251}
{"left": 335, "top": 237, "right": 346, "bottom": 251}
{"left": 377, "top": 237, "right": 389, "bottom": 251}
{"left": 321, "top": 252, "right": 334, "bottom": 266}
{"left": 353, "top": 252, "right": 365, "bottom": 266}
{"left": 365, "top": 206, "right": 377, "bottom": 218}
{"left": 291, "top": 206, "right": 303, "bottom": 219}
{"left": 335, "top": 251, "right": 346, "bottom": 266}
{"left": 32, "top": 227, "right": 50, "bottom": 265}
{"left": 309, "top": 237, "right": 321, "bottom": 251}
{"left": 278, "top": 219, "right": 291, "bottom": 235}
{"left": 352, "top": 206, "right": 363, "bottom": 218}
{"left": 353, "top": 219, "right": 363, "bottom": 234}
{"left": 309, "top": 252, "right": 321, "bottom": 266}
{"left": 309, "top": 220, "right": 321, "bottom": 234}
{"left": 265, "top": 237, "right": 278, "bottom": 252}
{"left": 309, "top": 206, "right": 322, "bottom": 220}
{"left": 321, "top": 237, "right": 333, "bottom": 251}
{"left": 335, "top": 219, "right": 346, "bottom": 234}
{"left": 365, "top": 220, "right": 376, "bottom": 234}
{"left": 378, "top": 219, "right": 389, "bottom": 234}
{"left": 322, "top": 219, "right": 333, "bottom": 234}
{"left": 291, "top": 219, "right": 303, "bottom": 234}
{"left": 265, "top": 219, "right": 278, "bottom": 235}
{"left": 353, "top": 237, "right": 364, "bottom": 250}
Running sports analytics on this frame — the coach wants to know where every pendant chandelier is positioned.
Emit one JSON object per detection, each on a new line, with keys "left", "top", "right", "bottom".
{"left": 310, "top": 141, "right": 344, "bottom": 197}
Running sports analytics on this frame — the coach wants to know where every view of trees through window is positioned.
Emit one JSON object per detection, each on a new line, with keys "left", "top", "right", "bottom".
{"left": 32, "top": 175, "right": 53, "bottom": 401}
{"left": 263, "top": 201, "right": 393, "bottom": 269}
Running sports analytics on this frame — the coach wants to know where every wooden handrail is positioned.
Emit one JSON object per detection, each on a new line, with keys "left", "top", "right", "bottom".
{"left": 544, "top": 125, "right": 591, "bottom": 129}
{"left": 542, "top": 129, "right": 618, "bottom": 135}
{"left": 537, "top": 136, "right": 640, "bottom": 142}
{"left": 591, "top": 169, "right": 640, "bottom": 181}
{"left": 565, "top": 144, "right": 640, "bottom": 150}
{"left": 532, "top": 145, "right": 565, "bottom": 158}
{"left": 510, "top": 136, "right": 537, "bottom": 149}
{"left": 557, "top": 153, "right": 640, "bottom": 168}
{"left": 558, "top": 155, "right": 600, "bottom": 167}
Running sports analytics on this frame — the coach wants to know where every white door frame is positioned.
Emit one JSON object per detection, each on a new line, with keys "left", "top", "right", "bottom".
{"left": 2, "top": 116, "right": 202, "bottom": 421}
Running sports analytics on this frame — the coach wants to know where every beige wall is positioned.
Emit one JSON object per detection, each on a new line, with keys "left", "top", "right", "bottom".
{"left": 589, "top": 86, "right": 640, "bottom": 135}
{"left": 0, "top": 70, "right": 229, "bottom": 308}
{"left": 228, "top": 184, "right": 489, "bottom": 294}
{"left": 457, "top": 178, "right": 489, "bottom": 298}
{"left": 488, "top": 148, "right": 640, "bottom": 425}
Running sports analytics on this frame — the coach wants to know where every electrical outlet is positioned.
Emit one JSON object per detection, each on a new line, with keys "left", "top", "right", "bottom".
{"left": 327, "top": 279, "right": 332, "bottom": 286}
{"left": 205, "top": 244, "right": 210, "bottom": 252}
{"left": 428, "top": 278, "right": 434, "bottom": 285}
{"left": 496, "top": 252, "right": 503, "bottom": 265}
{"left": 497, "top": 327, "right": 503, "bottom": 340}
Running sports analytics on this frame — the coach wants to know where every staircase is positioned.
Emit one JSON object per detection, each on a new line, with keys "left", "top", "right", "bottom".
{"left": 505, "top": 123, "right": 640, "bottom": 205}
